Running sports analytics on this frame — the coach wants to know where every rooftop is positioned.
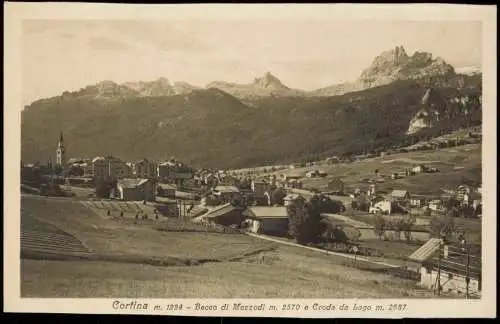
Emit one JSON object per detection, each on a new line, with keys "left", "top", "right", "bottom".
{"left": 391, "top": 189, "right": 409, "bottom": 198}
{"left": 117, "top": 178, "right": 149, "bottom": 189}
{"left": 214, "top": 185, "right": 240, "bottom": 193}
{"left": 408, "top": 238, "right": 442, "bottom": 262}
{"left": 201, "top": 203, "right": 241, "bottom": 219}
{"left": 243, "top": 206, "right": 288, "bottom": 219}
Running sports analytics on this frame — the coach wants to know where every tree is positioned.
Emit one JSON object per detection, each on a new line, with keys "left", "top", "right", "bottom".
{"left": 287, "top": 201, "right": 308, "bottom": 244}
{"left": 402, "top": 215, "right": 416, "bottom": 241}
{"left": 429, "top": 214, "right": 456, "bottom": 241}
{"left": 444, "top": 197, "right": 460, "bottom": 211}
{"left": 271, "top": 188, "right": 286, "bottom": 206}
{"left": 373, "top": 215, "right": 386, "bottom": 240}
{"left": 287, "top": 195, "right": 323, "bottom": 245}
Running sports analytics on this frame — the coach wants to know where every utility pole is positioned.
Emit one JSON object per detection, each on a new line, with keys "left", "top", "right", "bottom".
{"left": 436, "top": 236, "right": 443, "bottom": 296}
{"left": 465, "top": 242, "right": 471, "bottom": 299}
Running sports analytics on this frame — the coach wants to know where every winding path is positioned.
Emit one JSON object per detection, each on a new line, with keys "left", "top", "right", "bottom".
{"left": 244, "top": 232, "right": 400, "bottom": 268}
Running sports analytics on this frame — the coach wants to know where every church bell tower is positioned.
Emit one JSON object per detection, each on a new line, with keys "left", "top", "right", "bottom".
{"left": 56, "top": 131, "right": 65, "bottom": 169}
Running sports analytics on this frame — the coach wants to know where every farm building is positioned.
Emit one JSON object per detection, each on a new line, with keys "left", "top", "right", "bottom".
{"left": 408, "top": 238, "right": 482, "bottom": 297}
{"left": 213, "top": 185, "right": 241, "bottom": 202}
{"left": 157, "top": 183, "right": 176, "bottom": 198}
{"left": 390, "top": 190, "right": 411, "bottom": 201}
{"left": 115, "top": 178, "right": 155, "bottom": 202}
{"left": 412, "top": 164, "right": 427, "bottom": 173}
{"left": 243, "top": 206, "right": 289, "bottom": 236}
{"left": 327, "top": 179, "right": 345, "bottom": 194}
{"left": 194, "top": 203, "right": 245, "bottom": 226}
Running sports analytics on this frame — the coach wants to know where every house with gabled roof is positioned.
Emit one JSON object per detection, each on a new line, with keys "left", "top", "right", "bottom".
{"left": 390, "top": 189, "right": 410, "bottom": 201}
{"left": 193, "top": 203, "right": 245, "bottom": 227}
{"left": 213, "top": 185, "right": 241, "bottom": 202}
{"left": 243, "top": 206, "right": 289, "bottom": 236}
{"left": 116, "top": 178, "right": 155, "bottom": 202}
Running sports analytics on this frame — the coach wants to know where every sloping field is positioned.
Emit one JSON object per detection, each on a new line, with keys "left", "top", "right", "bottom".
{"left": 21, "top": 245, "right": 434, "bottom": 298}
{"left": 296, "top": 144, "right": 481, "bottom": 195}
{"left": 21, "top": 196, "right": 271, "bottom": 260}
{"left": 20, "top": 196, "right": 435, "bottom": 298}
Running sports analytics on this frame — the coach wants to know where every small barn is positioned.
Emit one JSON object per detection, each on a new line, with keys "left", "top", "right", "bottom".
{"left": 243, "top": 206, "right": 289, "bottom": 236}
{"left": 157, "top": 183, "right": 176, "bottom": 198}
{"left": 195, "top": 203, "right": 245, "bottom": 227}
{"left": 116, "top": 178, "right": 155, "bottom": 202}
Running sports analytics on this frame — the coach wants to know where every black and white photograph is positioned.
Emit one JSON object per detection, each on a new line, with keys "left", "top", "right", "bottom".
{"left": 4, "top": 3, "right": 496, "bottom": 318}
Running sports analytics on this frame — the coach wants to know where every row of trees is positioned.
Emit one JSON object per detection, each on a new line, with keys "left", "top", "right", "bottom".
{"left": 373, "top": 215, "right": 416, "bottom": 241}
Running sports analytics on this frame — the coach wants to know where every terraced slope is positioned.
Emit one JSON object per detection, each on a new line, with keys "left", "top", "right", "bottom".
{"left": 21, "top": 210, "right": 93, "bottom": 258}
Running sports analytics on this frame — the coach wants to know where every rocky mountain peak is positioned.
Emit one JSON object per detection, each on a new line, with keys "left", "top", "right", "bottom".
{"left": 358, "top": 46, "right": 455, "bottom": 88}
{"left": 252, "top": 72, "right": 288, "bottom": 89}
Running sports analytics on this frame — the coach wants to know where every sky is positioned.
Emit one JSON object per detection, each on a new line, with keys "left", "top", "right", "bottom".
{"left": 22, "top": 19, "right": 482, "bottom": 106}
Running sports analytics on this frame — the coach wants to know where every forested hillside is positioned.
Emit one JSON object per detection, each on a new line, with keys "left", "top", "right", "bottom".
{"left": 21, "top": 74, "right": 482, "bottom": 169}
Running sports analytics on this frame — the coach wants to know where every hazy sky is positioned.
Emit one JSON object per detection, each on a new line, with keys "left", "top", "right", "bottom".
{"left": 22, "top": 19, "right": 482, "bottom": 106}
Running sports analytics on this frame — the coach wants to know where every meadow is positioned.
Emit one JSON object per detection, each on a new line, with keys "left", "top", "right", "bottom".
{"left": 20, "top": 195, "right": 433, "bottom": 298}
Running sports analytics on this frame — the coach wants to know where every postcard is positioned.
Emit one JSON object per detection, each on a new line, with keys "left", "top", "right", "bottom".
{"left": 4, "top": 2, "right": 497, "bottom": 318}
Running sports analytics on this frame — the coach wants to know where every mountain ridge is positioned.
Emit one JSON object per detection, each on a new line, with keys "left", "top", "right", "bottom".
{"left": 26, "top": 46, "right": 470, "bottom": 106}
{"left": 21, "top": 73, "right": 482, "bottom": 169}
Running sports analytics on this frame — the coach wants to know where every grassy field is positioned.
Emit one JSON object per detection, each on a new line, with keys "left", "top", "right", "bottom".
{"left": 254, "top": 144, "right": 481, "bottom": 196}
{"left": 21, "top": 245, "right": 433, "bottom": 298}
{"left": 20, "top": 195, "right": 435, "bottom": 298}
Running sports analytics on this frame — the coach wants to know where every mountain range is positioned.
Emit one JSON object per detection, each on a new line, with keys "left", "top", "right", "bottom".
{"left": 43, "top": 46, "right": 468, "bottom": 104}
{"left": 21, "top": 46, "right": 482, "bottom": 169}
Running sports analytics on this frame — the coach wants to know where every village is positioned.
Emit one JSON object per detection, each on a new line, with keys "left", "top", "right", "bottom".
{"left": 20, "top": 131, "right": 483, "bottom": 298}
